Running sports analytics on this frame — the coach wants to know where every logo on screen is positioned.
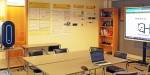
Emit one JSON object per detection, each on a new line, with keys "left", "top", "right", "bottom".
{"left": 138, "top": 23, "right": 150, "bottom": 34}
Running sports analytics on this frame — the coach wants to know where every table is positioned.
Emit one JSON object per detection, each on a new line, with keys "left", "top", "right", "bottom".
{"left": 22, "top": 43, "right": 59, "bottom": 56}
{"left": 0, "top": 48, "right": 25, "bottom": 70}
{"left": 23, "top": 51, "right": 89, "bottom": 65}
{"left": 23, "top": 50, "right": 127, "bottom": 75}
{"left": 36, "top": 54, "right": 126, "bottom": 75}
{"left": 22, "top": 43, "right": 59, "bottom": 48}
{"left": 127, "top": 54, "right": 143, "bottom": 61}
{"left": 0, "top": 58, "right": 24, "bottom": 70}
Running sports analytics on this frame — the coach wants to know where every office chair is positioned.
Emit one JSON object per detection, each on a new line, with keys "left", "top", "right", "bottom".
{"left": 114, "top": 71, "right": 138, "bottom": 75}
{"left": 81, "top": 66, "right": 90, "bottom": 75}
{"left": 48, "top": 44, "right": 60, "bottom": 52}
{"left": 106, "top": 51, "right": 127, "bottom": 74}
{"left": 54, "top": 48, "right": 68, "bottom": 54}
{"left": 28, "top": 50, "right": 44, "bottom": 75}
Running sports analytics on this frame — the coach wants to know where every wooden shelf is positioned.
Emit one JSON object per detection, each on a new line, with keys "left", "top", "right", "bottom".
{"left": 100, "top": 35, "right": 112, "bottom": 38}
{"left": 99, "top": 44, "right": 112, "bottom": 47}
{"left": 99, "top": 8, "right": 118, "bottom": 54}
{"left": 100, "top": 17, "right": 112, "bottom": 19}
{"left": 100, "top": 26, "right": 113, "bottom": 28}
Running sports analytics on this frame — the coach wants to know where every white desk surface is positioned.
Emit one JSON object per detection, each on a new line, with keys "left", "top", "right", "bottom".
{"left": 127, "top": 54, "right": 143, "bottom": 61}
{"left": 37, "top": 58, "right": 97, "bottom": 75}
{"left": 36, "top": 54, "right": 126, "bottom": 75}
{"left": 22, "top": 43, "right": 59, "bottom": 48}
{"left": 23, "top": 50, "right": 89, "bottom": 65}
{"left": 24, "top": 50, "right": 126, "bottom": 75}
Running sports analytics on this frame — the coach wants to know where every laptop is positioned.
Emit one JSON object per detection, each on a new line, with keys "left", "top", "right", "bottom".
{"left": 90, "top": 48, "right": 107, "bottom": 64}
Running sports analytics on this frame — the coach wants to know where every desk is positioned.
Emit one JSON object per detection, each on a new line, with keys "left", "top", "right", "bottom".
{"left": 0, "top": 48, "right": 25, "bottom": 70}
{"left": 23, "top": 51, "right": 89, "bottom": 65}
{"left": 36, "top": 54, "right": 126, "bottom": 75}
{"left": 0, "top": 58, "right": 24, "bottom": 70}
{"left": 22, "top": 43, "right": 59, "bottom": 56}
{"left": 37, "top": 58, "right": 97, "bottom": 75}
{"left": 127, "top": 54, "right": 143, "bottom": 61}
{"left": 127, "top": 54, "right": 150, "bottom": 64}
{"left": 23, "top": 43, "right": 59, "bottom": 48}
{"left": 24, "top": 51, "right": 126, "bottom": 75}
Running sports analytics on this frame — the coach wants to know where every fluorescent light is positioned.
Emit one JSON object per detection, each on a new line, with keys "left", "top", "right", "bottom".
{"left": 7, "top": 0, "right": 25, "bottom": 6}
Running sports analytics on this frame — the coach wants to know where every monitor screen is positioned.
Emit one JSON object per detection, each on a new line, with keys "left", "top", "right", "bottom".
{"left": 125, "top": 7, "right": 150, "bottom": 42}
{"left": 90, "top": 49, "right": 104, "bottom": 62}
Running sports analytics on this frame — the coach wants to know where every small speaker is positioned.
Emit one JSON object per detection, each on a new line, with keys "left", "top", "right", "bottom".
{"left": 2, "top": 21, "right": 15, "bottom": 48}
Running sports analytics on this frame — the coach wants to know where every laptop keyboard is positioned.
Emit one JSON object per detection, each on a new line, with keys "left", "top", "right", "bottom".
{"left": 95, "top": 61, "right": 108, "bottom": 64}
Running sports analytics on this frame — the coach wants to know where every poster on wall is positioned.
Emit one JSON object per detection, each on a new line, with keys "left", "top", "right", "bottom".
{"left": 39, "top": 8, "right": 50, "bottom": 30}
{"left": 28, "top": 20, "right": 40, "bottom": 31}
{"left": 71, "top": 4, "right": 85, "bottom": 26}
{"left": 51, "top": 4, "right": 71, "bottom": 38}
{"left": 28, "top": 8, "right": 40, "bottom": 19}
{"left": 28, "top": 7, "right": 51, "bottom": 31}
{"left": 85, "top": 5, "right": 97, "bottom": 24}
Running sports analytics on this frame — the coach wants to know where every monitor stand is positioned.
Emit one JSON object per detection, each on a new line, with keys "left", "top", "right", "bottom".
{"left": 128, "top": 42, "right": 148, "bottom": 66}
{"left": 135, "top": 42, "right": 148, "bottom": 66}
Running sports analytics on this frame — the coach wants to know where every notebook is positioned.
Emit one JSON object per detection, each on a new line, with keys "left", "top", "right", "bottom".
{"left": 90, "top": 48, "right": 107, "bottom": 64}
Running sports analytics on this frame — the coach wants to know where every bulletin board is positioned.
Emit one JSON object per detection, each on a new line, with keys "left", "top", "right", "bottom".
{"left": 51, "top": 3, "right": 71, "bottom": 39}
{"left": 28, "top": 2, "right": 50, "bottom": 32}
{"left": 28, "top": 2, "right": 98, "bottom": 50}
{"left": 28, "top": 2, "right": 51, "bottom": 44}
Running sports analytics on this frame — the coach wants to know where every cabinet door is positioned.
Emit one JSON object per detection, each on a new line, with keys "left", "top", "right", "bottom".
{"left": 6, "top": 6, "right": 27, "bottom": 46}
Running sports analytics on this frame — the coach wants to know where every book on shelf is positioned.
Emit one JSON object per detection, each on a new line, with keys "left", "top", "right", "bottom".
{"left": 100, "top": 29, "right": 113, "bottom": 36}
{"left": 101, "top": 10, "right": 112, "bottom": 17}
{"left": 101, "top": 38, "right": 111, "bottom": 45}
{"left": 102, "top": 19, "right": 113, "bottom": 27}
{"left": 103, "top": 29, "right": 108, "bottom": 36}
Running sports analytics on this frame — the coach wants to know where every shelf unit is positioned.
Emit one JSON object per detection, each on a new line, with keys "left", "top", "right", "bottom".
{"left": 99, "top": 8, "right": 118, "bottom": 54}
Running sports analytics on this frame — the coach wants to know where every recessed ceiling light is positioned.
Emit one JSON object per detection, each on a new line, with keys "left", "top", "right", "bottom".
{"left": 7, "top": 0, "right": 25, "bottom": 6}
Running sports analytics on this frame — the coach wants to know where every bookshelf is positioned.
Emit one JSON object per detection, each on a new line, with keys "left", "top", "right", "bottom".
{"left": 99, "top": 8, "right": 118, "bottom": 54}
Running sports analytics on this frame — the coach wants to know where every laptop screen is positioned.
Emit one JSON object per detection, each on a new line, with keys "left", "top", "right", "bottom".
{"left": 90, "top": 49, "right": 104, "bottom": 62}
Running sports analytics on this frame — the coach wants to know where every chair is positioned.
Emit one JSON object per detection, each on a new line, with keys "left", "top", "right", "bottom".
{"left": 54, "top": 48, "right": 68, "bottom": 54}
{"left": 114, "top": 71, "right": 138, "bottom": 75}
{"left": 28, "top": 50, "right": 44, "bottom": 75}
{"left": 48, "top": 44, "right": 60, "bottom": 52}
{"left": 106, "top": 51, "right": 127, "bottom": 74}
{"left": 29, "top": 50, "right": 43, "bottom": 56}
{"left": 81, "top": 66, "right": 90, "bottom": 75}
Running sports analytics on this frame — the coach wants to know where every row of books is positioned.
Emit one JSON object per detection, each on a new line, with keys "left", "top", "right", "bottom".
{"left": 102, "top": 20, "right": 113, "bottom": 26}
{"left": 101, "top": 38, "right": 112, "bottom": 45}
{"left": 100, "top": 11, "right": 112, "bottom": 17}
{"left": 100, "top": 29, "right": 113, "bottom": 36}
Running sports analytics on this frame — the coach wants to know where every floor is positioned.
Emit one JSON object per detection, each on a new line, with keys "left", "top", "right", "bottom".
{"left": 0, "top": 62, "right": 148, "bottom": 75}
